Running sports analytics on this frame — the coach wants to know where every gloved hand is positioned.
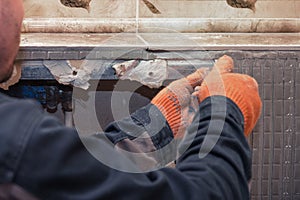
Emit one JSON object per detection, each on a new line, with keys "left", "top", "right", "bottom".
{"left": 151, "top": 68, "right": 208, "bottom": 138}
{"left": 195, "top": 55, "right": 262, "bottom": 136}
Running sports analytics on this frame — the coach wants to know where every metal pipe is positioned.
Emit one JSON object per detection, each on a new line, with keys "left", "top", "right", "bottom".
{"left": 60, "top": 87, "right": 73, "bottom": 127}
{"left": 64, "top": 111, "right": 73, "bottom": 128}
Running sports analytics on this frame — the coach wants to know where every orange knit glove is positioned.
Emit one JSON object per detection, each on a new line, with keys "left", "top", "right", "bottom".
{"left": 151, "top": 68, "right": 208, "bottom": 137}
{"left": 197, "top": 55, "right": 262, "bottom": 136}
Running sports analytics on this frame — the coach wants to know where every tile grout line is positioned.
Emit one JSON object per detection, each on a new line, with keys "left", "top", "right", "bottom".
{"left": 136, "top": 0, "right": 139, "bottom": 34}
{"left": 290, "top": 58, "right": 297, "bottom": 200}
{"left": 136, "top": 34, "right": 149, "bottom": 47}
{"left": 135, "top": 0, "right": 149, "bottom": 49}
{"left": 270, "top": 59, "right": 275, "bottom": 200}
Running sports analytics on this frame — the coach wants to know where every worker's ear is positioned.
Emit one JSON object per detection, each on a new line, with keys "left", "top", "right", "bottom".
{"left": 0, "top": 183, "right": 39, "bottom": 200}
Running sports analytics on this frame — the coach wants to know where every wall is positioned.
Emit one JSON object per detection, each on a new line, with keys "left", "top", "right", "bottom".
{"left": 24, "top": 0, "right": 300, "bottom": 18}
{"left": 22, "top": 0, "right": 300, "bottom": 33}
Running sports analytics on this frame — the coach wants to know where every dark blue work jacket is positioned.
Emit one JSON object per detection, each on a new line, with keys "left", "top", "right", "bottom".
{"left": 0, "top": 92, "right": 251, "bottom": 200}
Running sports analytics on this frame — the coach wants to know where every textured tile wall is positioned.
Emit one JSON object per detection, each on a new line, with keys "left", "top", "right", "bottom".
{"left": 234, "top": 54, "right": 300, "bottom": 200}
{"left": 24, "top": 0, "right": 136, "bottom": 18}
{"left": 22, "top": 1, "right": 300, "bottom": 33}
{"left": 24, "top": 0, "right": 300, "bottom": 18}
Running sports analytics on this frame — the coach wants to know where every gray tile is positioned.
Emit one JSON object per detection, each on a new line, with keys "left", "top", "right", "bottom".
{"left": 293, "top": 180, "right": 300, "bottom": 195}
{"left": 271, "top": 180, "right": 280, "bottom": 195}
{"left": 31, "top": 51, "right": 47, "bottom": 59}
{"left": 252, "top": 67, "right": 262, "bottom": 85}
{"left": 262, "top": 165, "right": 272, "bottom": 179}
{"left": 250, "top": 196, "right": 257, "bottom": 200}
{"left": 274, "top": 101, "right": 284, "bottom": 116}
{"left": 270, "top": 196, "right": 280, "bottom": 200}
{"left": 274, "top": 117, "right": 283, "bottom": 133}
{"left": 274, "top": 61, "right": 284, "bottom": 84}
{"left": 240, "top": 59, "right": 254, "bottom": 74}
{"left": 293, "top": 194, "right": 300, "bottom": 199}
{"left": 294, "top": 164, "right": 300, "bottom": 179}
{"left": 252, "top": 149, "right": 260, "bottom": 164}
{"left": 295, "top": 149, "right": 300, "bottom": 164}
{"left": 250, "top": 180, "right": 258, "bottom": 195}
{"left": 263, "top": 117, "right": 272, "bottom": 133}
{"left": 263, "top": 62, "right": 273, "bottom": 84}
{"left": 96, "top": 50, "right": 113, "bottom": 59}
{"left": 63, "top": 51, "right": 79, "bottom": 60}
{"left": 296, "top": 64, "right": 300, "bottom": 84}
{"left": 283, "top": 116, "right": 294, "bottom": 130}
{"left": 272, "top": 164, "right": 282, "bottom": 179}
{"left": 274, "top": 85, "right": 284, "bottom": 100}
{"left": 252, "top": 164, "right": 259, "bottom": 179}
{"left": 261, "top": 180, "right": 269, "bottom": 195}
{"left": 261, "top": 148, "right": 282, "bottom": 165}
{"left": 284, "top": 85, "right": 294, "bottom": 100}
{"left": 263, "top": 133, "right": 272, "bottom": 149}
{"left": 264, "top": 102, "right": 272, "bottom": 117}
{"left": 264, "top": 84, "right": 272, "bottom": 100}
{"left": 296, "top": 118, "right": 300, "bottom": 133}
{"left": 16, "top": 51, "right": 31, "bottom": 60}
{"left": 252, "top": 134, "right": 260, "bottom": 149}
{"left": 274, "top": 133, "right": 283, "bottom": 149}
{"left": 79, "top": 51, "right": 90, "bottom": 59}
{"left": 47, "top": 51, "right": 64, "bottom": 60}
{"left": 296, "top": 100, "right": 300, "bottom": 117}
{"left": 273, "top": 149, "right": 283, "bottom": 165}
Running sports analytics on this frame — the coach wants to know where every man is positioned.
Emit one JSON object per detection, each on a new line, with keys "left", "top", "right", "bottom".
{"left": 0, "top": 0, "right": 262, "bottom": 199}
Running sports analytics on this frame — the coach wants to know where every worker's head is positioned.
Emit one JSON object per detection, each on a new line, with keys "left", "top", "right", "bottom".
{"left": 0, "top": 0, "right": 24, "bottom": 83}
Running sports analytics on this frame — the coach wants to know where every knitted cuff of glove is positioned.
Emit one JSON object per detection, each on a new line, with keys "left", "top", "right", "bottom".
{"left": 151, "top": 88, "right": 187, "bottom": 136}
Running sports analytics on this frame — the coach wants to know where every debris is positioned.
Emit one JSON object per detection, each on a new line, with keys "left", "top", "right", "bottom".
{"left": 113, "top": 59, "right": 167, "bottom": 88}
{"left": 0, "top": 62, "right": 22, "bottom": 90}
{"left": 113, "top": 60, "right": 140, "bottom": 78}
{"left": 43, "top": 60, "right": 100, "bottom": 90}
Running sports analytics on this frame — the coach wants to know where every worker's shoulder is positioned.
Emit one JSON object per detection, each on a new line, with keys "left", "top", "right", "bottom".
{"left": 0, "top": 93, "right": 46, "bottom": 150}
{"left": 0, "top": 94, "right": 47, "bottom": 183}
{"left": 0, "top": 94, "right": 43, "bottom": 131}
{"left": 0, "top": 92, "right": 42, "bottom": 110}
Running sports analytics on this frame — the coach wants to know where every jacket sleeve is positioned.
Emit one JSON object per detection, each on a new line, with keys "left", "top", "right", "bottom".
{"left": 13, "top": 96, "right": 251, "bottom": 200}
{"left": 104, "top": 104, "right": 176, "bottom": 169}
